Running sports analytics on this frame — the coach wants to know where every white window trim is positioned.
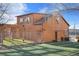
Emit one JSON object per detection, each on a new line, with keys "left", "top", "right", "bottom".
{"left": 20, "top": 18, "right": 23, "bottom": 23}
{"left": 25, "top": 16, "right": 31, "bottom": 23}
{"left": 57, "top": 16, "right": 60, "bottom": 22}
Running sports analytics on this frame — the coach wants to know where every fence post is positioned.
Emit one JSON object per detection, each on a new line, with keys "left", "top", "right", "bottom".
{"left": 0, "top": 30, "right": 4, "bottom": 46}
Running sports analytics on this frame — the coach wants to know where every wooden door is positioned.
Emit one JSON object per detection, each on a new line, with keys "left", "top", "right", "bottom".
{"left": 55, "top": 31, "right": 58, "bottom": 41}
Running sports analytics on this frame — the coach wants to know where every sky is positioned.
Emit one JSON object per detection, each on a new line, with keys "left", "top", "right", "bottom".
{"left": 3, "top": 3, "right": 79, "bottom": 29}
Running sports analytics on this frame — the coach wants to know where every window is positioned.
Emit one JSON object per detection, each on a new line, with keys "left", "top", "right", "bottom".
{"left": 20, "top": 18, "right": 23, "bottom": 23}
{"left": 56, "top": 15, "right": 61, "bottom": 24}
{"left": 45, "top": 16, "right": 48, "bottom": 21}
{"left": 25, "top": 17, "right": 27, "bottom": 22}
{"left": 44, "top": 15, "right": 50, "bottom": 21}
{"left": 25, "top": 16, "right": 31, "bottom": 23}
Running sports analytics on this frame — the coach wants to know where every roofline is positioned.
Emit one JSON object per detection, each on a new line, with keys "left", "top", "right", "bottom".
{"left": 16, "top": 12, "right": 70, "bottom": 26}
{"left": 60, "top": 14, "right": 70, "bottom": 26}
{"left": 16, "top": 13, "right": 50, "bottom": 17}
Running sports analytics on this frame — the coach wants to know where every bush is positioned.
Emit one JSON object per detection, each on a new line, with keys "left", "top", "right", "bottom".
{"left": 64, "top": 37, "right": 69, "bottom": 41}
{"left": 77, "top": 40, "right": 79, "bottom": 42}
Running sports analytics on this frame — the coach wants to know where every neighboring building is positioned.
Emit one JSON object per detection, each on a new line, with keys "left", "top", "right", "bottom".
{"left": 69, "top": 29, "right": 79, "bottom": 42}
{"left": 0, "top": 12, "right": 69, "bottom": 43}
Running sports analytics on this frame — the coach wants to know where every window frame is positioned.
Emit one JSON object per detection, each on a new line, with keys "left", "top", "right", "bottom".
{"left": 25, "top": 16, "right": 31, "bottom": 24}
{"left": 20, "top": 18, "right": 23, "bottom": 23}
{"left": 56, "top": 15, "right": 61, "bottom": 24}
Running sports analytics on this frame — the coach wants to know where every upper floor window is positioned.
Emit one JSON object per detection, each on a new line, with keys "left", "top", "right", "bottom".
{"left": 45, "top": 16, "right": 48, "bottom": 21}
{"left": 20, "top": 18, "right": 23, "bottom": 23}
{"left": 56, "top": 15, "right": 61, "bottom": 24}
{"left": 25, "top": 16, "right": 31, "bottom": 24}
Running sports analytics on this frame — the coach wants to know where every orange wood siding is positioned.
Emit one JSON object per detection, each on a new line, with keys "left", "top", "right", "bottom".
{"left": 1, "top": 13, "right": 69, "bottom": 43}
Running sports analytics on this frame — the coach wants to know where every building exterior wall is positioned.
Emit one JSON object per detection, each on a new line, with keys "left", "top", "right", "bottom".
{"left": 0, "top": 13, "right": 69, "bottom": 43}
{"left": 41, "top": 15, "right": 69, "bottom": 42}
{"left": 17, "top": 13, "right": 69, "bottom": 43}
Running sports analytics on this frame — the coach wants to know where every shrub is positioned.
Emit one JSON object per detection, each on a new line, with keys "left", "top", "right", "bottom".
{"left": 63, "top": 37, "right": 69, "bottom": 41}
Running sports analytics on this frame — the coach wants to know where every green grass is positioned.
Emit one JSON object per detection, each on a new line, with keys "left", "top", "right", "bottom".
{"left": 3, "top": 38, "right": 33, "bottom": 46}
{"left": 0, "top": 39, "right": 79, "bottom": 56}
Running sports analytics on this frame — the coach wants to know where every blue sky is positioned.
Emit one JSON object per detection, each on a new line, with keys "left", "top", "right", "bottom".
{"left": 7, "top": 3, "right": 79, "bottom": 29}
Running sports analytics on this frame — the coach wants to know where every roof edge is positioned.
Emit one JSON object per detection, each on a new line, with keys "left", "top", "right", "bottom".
{"left": 16, "top": 13, "right": 50, "bottom": 17}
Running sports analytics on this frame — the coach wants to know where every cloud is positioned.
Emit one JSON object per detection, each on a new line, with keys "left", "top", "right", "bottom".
{"left": 7, "top": 3, "right": 27, "bottom": 15}
{"left": 38, "top": 7, "right": 49, "bottom": 13}
{"left": 38, "top": 7, "right": 55, "bottom": 14}
{"left": 37, "top": 4, "right": 64, "bottom": 14}
{"left": 1, "top": 3, "right": 28, "bottom": 24}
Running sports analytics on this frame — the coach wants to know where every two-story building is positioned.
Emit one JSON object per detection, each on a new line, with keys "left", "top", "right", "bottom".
{"left": 15, "top": 12, "right": 69, "bottom": 43}
{"left": 1, "top": 12, "right": 69, "bottom": 43}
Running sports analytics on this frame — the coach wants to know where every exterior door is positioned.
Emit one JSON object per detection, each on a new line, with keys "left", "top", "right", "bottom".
{"left": 55, "top": 31, "right": 57, "bottom": 41}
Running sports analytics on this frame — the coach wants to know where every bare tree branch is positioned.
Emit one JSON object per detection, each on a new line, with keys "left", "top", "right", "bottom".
{"left": 0, "top": 4, "right": 9, "bottom": 23}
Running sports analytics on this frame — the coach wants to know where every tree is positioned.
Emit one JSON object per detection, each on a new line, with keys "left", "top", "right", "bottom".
{"left": 0, "top": 3, "right": 10, "bottom": 45}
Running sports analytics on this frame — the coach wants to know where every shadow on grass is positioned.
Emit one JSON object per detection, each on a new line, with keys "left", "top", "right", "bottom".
{"left": 47, "top": 41, "right": 79, "bottom": 49}
{"left": 1, "top": 44, "right": 65, "bottom": 56}
{"left": 1, "top": 40, "right": 79, "bottom": 56}
{"left": 1, "top": 41, "right": 64, "bottom": 56}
